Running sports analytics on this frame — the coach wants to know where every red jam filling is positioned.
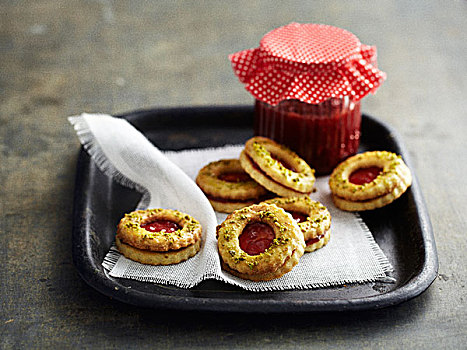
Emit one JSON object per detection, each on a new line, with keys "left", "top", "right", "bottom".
{"left": 349, "top": 166, "right": 382, "bottom": 185}
{"left": 219, "top": 172, "right": 251, "bottom": 183}
{"left": 141, "top": 220, "right": 180, "bottom": 233}
{"left": 290, "top": 211, "right": 308, "bottom": 223}
{"left": 306, "top": 233, "right": 325, "bottom": 246}
{"left": 255, "top": 99, "right": 361, "bottom": 175}
{"left": 239, "top": 222, "right": 275, "bottom": 255}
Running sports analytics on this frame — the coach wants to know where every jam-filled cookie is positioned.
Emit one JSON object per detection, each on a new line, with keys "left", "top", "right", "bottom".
{"left": 116, "top": 208, "right": 202, "bottom": 265}
{"left": 196, "top": 159, "right": 270, "bottom": 213}
{"left": 329, "top": 151, "right": 412, "bottom": 211}
{"left": 217, "top": 203, "right": 305, "bottom": 281}
{"left": 239, "top": 136, "right": 315, "bottom": 198}
{"left": 262, "top": 197, "right": 331, "bottom": 253}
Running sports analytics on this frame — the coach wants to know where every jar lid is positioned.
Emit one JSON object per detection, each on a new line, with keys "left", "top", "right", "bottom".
{"left": 229, "top": 23, "right": 386, "bottom": 105}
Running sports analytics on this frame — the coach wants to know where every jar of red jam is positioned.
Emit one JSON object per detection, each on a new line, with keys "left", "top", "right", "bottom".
{"left": 254, "top": 97, "right": 361, "bottom": 174}
{"left": 230, "top": 23, "right": 386, "bottom": 174}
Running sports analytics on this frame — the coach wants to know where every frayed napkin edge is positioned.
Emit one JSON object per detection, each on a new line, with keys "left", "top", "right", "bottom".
{"left": 68, "top": 114, "right": 150, "bottom": 210}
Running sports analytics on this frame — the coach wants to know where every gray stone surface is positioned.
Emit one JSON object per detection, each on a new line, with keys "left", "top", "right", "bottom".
{"left": 1, "top": 0, "right": 466, "bottom": 348}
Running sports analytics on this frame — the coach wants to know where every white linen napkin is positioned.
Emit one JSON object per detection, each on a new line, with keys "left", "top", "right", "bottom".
{"left": 69, "top": 113, "right": 393, "bottom": 291}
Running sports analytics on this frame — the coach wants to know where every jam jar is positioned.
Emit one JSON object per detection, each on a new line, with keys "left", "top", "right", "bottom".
{"left": 230, "top": 23, "right": 386, "bottom": 174}
{"left": 255, "top": 97, "right": 361, "bottom": 174}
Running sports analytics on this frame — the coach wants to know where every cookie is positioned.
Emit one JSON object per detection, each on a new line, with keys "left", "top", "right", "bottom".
{"left": 261, "top": 197, "right": 331, "bottom": 243}
{"left": 196, "top": 159, "right": 270, "bottom": 213}
{"left": 329, "top": 151, "right": 412, "bottom": 211}
{"left": 217, "top": 203, "right": 305, "bottom": 281}
{"left": 240, "top": 136, "right": 315, "bottom": 197}
{"left": 116, "top": 208, "right": 202, "bottom": 265}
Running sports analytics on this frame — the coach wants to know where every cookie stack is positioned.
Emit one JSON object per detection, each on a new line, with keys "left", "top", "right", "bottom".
{"left": 329, "top": 151, "right": 412, "bottom": 211}
{"left": 116, "top": 208, "right": 202, "bottom": 265}
{"left": 239, "top": 137, "right": 316, "bottom": 198}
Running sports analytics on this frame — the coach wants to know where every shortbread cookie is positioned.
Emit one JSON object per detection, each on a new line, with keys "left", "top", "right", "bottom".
{"left": 117, "top": 208, "right": 202, "bottom": 252}
{"left": 116, "top": 236, "right": 201, "bottom": 265}
{"left": 196, "top": 159, "right": 270, "bottom": 213}
{"left": 262, "top": 197, "right": 331, "bottom": 242}
{"left": 217, "top": 203, "right": 305, "bottom": 281}
{"left": 240, "top": 137, "right": 315, "bottom": 197}
{"left": 329, "top": 151, "right": 412, "bottom": 211}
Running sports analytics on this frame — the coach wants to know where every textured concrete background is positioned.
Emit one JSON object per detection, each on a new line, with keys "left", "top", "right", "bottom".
{"left": 1, "top": 0, "right": 466, "bottom": 348}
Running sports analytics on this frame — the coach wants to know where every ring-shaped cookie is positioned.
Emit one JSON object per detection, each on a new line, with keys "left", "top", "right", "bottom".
{"left": 117, "top": 208, "right": 202, "bottom": 252}
{"left": 196, "top": 159, "right": 270, "bottom": 213}
{"left": 242, "top": 137, "right": 315, "bottom": 194}
{"left": 329, "top": 151, "right": 412, "bottom": 202}
{"left": 217, "top": 203, "right": 305, "bottom": 280}
{"left": 261, "top": 197, "right": 331, "bottom": 241}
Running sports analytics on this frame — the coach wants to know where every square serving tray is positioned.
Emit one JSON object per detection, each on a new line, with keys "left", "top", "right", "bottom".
{"left": 71, "top": 105, "right": 438, "bottom": 312}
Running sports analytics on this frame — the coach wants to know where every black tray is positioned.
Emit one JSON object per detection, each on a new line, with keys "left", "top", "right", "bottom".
{"left": 71, "top": 105, "right": 438, "bottom": 313}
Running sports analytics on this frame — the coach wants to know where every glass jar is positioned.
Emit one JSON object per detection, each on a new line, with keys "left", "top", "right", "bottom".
{"left": 254, "top": 96, "right": 361, "bottom": 175}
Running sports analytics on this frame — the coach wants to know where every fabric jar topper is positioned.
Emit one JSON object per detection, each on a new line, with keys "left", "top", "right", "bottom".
{"left": 229, "top": 22, "right": 387, "bottom": 106}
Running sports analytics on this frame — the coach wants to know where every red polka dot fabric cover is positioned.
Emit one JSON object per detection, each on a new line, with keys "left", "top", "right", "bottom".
{"left": 229, "top": 23, "right": 386, "bottom": 106}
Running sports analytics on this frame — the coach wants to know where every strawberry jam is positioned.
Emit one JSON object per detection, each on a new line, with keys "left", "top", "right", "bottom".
{"left": 141, "top": 220, "right": 180, "bottom": 233}
{"left": 255, "top": 98, "right": 361, "bottom": 175}
{"left": 219, "top": 172, "right": 251, "bottom": 183}
{"left": 239, "top": 222, "right": 275, "bottom": 255}
{"left": 349, "top": 166, "right": 382, "bottom": 185}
